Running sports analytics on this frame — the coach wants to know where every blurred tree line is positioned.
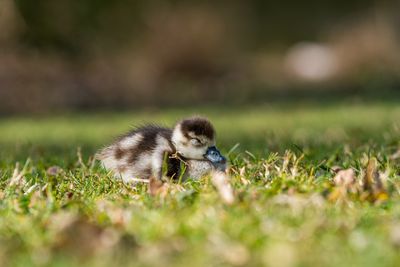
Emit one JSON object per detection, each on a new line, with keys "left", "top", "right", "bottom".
{"left": 0, "top": 0, "right": 399, "bottom": 114}
{"left": 13, "top": 0, "right": 379, "bottom": 52}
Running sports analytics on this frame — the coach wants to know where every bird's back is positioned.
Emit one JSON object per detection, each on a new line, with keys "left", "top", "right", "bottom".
{"left": 97, "top": 125, "right": 175, "bottom": 182}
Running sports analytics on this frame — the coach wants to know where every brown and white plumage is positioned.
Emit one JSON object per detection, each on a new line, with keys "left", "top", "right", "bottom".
{"left": 96, "top": 117, "right": 225, "bottom": 183}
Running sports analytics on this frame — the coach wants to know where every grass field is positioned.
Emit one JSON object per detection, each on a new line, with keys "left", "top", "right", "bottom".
{"left": 1, "top": 102, "right": 400, "bottom": 267}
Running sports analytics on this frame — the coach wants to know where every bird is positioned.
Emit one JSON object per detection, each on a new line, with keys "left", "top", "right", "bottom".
{"left": 96, "top": 117, "right": 226, "bottom": 183}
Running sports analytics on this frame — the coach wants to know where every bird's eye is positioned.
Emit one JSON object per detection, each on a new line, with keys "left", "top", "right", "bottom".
{"left": 190, "top": 138, "right": 202, "bottom": 146}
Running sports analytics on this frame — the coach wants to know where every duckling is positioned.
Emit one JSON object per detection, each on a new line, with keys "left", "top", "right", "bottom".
{"left": 96, "top": 117, "right": 226, "bottom": 183}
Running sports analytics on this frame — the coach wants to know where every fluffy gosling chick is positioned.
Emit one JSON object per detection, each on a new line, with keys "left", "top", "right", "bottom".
{"left": 96, "top": 117, "right": 226, "bottom": 183}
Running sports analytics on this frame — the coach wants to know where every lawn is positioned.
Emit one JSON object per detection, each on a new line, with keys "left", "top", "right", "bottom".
{"left": 1, "top": 102, "right": 400, "bottom": 267}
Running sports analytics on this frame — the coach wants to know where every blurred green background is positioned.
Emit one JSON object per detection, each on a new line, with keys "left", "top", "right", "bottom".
{"left": 1, "top": 0, "right": 400, "bottom": 114}
{"left": 2, "top": 3, "right": 400, "bottom": 267}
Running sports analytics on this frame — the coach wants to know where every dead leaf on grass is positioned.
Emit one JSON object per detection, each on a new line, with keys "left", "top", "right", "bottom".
{"left": 361, "top": 157, "right": 388, "bottom": 203}
{"left": 211, "top": 171, "right": 234, "bottom": 205}
{"left": 9, "top": 160, "right": 30, "bottom": 187}
{"left": 239, "top": 167, "right": 250, "bottom": 185}
{"left": 333, "top": 168, "right": 356, "bottom": 187}
{"left": 328, "top": 168, "right": 358, "bottom": 203}
{"left": 148, "top": 176, "right": 169, "bottom": 197}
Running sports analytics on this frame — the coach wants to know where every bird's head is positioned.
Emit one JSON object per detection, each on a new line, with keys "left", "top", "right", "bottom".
{"left": 172, "top": 117, "right": 226, "bottom": 166}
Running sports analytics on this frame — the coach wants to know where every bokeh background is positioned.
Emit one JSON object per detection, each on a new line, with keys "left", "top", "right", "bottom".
{"left": 1, "top": 0, "right": 400, "bottom": 115}
{"left": 2, "top": 3, "right": 400, "bottom": 267}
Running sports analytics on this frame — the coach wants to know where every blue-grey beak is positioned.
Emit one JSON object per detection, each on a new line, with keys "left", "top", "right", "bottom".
{"left": 204, "top": 146, "right": 226, "bottom": 165}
